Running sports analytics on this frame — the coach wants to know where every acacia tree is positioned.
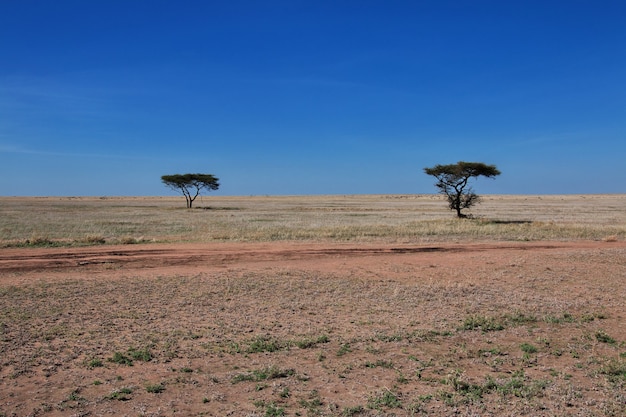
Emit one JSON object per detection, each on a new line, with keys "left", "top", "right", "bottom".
{"left": 424, "top": 161, "right": 500, "bottom": 218}
{"left": 161, "top": 173, "right": 220, "bottom": 208}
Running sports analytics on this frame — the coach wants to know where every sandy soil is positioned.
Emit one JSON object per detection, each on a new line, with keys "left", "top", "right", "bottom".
{"left": 1, "top": 241, "right": 625, "bottom": 416}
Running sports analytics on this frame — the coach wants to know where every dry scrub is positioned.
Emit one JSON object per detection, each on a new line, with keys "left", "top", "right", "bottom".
{"left": 1, "top": 195, "right": 625, "bottom": 246}
{"left": 1, "top": 195, "right": 625, "bottom": 416}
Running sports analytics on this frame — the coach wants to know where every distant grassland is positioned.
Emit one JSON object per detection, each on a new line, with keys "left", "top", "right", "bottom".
{"left": 1, "top": 194, "right": 624, "bottom": 247}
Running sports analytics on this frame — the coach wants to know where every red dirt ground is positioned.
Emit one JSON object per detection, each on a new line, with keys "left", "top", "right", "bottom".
{"left": 1, "top": 241, "right": 625, "bottom": 416}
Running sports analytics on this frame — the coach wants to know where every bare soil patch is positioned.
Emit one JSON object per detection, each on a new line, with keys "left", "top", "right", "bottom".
{"left": 1, "top": 240, "right": 625, "bottom": 416}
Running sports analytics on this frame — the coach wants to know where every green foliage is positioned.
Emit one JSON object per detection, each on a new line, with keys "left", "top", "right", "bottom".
{"left": 444, "top": 370, "right": 549, "bottom": 403}
{"left": 595, "top": 330, "right": 617, "bottom": 344}
{"left": 341, "top": 405, "right": 364, "bottom": 416}
{"left": 128, "top": 347, "right": 152, "bottom": 362}
{"left": 108, "top": 347, "right": 152, "bottom": 366}
{"left": 424, "top": 161, "right": 500, "bottom": 218}
{"left": 599, "top": 359, "right": 626, "bottom": 383}
{"left": 504, "top": 312, "right": 537, "bottom": 325}
{"left": 106, "top": 387, "right": 133, "bottom": 401}
{"left": 337, "top": 343, "right": 351, "bottom": 356}
{"left": 263, "top": 402, "right": 286, "bottom": 417}
{"left": 161, "top": 173, "right": 220, "bottom": 208}
{"left": 146, "top": 383, "right": 165, "bottom": 393}
{"left": 520, "top": 343, "right": 538, "bottom": 354}
{"left": 247, "top": 336, "right": 283, "bottom": 353}
{"left": 86, "top": 358, "right": 103, "bottom": 369}
{"left": 367, "top": 388, "right": 402, "bottom": 410}
{"left": 299, "top": 390, "right": 323, "bottom": 414}
{"left": 364, "top": 359, "right": 394, "bottom": 369}
{"left": 109, "top": 351, "right": 133, "bottom": 366}
{"left": 295, "top": 334, "right": 330, "bottom": 349}
{"left": 461, "top": 315, "right": 505, "bottom": 332}
{"left": 231, "top": 366, "right": 295, "bottom": 383}
{"left": 544, "top": 312, "right": 576, "bottom": 324}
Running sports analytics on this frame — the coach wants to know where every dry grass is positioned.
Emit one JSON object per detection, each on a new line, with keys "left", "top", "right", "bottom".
{"left": 1, "top": 194, "right": 625, "bottom": 246}
{"left": 1, "top": 194, "right": 625, "bottom": 416}
{"left": 1, "top": 248, "right": 625, "bottom": 415}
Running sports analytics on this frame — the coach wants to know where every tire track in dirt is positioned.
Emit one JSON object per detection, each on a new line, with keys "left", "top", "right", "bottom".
{"left": 1, "top": 241, "right": 621, "bottom": 274}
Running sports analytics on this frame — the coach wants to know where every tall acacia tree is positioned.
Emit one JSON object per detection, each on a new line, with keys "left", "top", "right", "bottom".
{"left": 424, "top": 161, "right": 500, "bottom": 218}
{"left": 161, "top": 173, "right": 220, "bottom": 208}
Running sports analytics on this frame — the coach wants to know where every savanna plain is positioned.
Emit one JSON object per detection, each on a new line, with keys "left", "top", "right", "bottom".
{"left": 0, "top": 194, "right": 625, "bottom": 417}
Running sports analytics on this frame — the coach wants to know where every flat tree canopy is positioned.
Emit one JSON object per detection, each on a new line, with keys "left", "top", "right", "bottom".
{"left": 424, "top": 161, "right": 500, "bottom": 218}
{"left": 161, "top": 173, "right": 220, "bottom": 208}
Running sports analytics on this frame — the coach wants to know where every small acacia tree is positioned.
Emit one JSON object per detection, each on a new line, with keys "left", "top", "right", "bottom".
{"left": 424, "top": 161, "right": 500, "bottom": 218}
{"left": 161, "top": 173, "right": 220, "bottom": 208}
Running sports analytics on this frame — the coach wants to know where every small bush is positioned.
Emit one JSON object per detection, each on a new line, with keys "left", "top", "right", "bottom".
{"left": 86, "top": 358, "right": 103, "bottom": 369}
{"left": 599, "top": 359, "right": 626, "bottom": 383}
{"left": 367, "top": 389, "right": 402, "bottom": 410}
{"left": 365, "top": 360, "right": 394, "bottom": 369}
{"left": 337, "top": 343, "right": 351, "bottom": 356}
{"left": 109, "top": 352, "right": 133, "bottom": 366}
{"left": 146, "top": 383, "right": 165, "bottom": 393}
{"left": 595, "top": 330, "right": 616, "bottom": 344}
{"left": 106, "top": 387, "right": 133, "bottom": 401}
{"left": 295, "top": 334, "right": 330, "bottom": 349}
{"left": 520, "top": 343, "right": 538, "bottom": 354}
{"left": 231, "top": 366, "right": 295, "bottom": 384}
{"left": 461, "top": 315, "right": 504, "bottom": 332}
{"left": 246, "top": 336, "right": 284, "bottom": 353}
{"left": 128, "top": 347, "right": 152, "bottom": 362}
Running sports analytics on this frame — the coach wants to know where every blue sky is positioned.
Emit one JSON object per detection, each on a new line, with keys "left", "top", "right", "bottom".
{"left": 1, "top": 1, "right": 625, "bottom": 196}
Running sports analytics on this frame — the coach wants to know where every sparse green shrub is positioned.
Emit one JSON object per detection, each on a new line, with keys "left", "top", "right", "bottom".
{"left": 598, "top": 359, "right": 626, "bottom": 383}
{"left": 406, "top": 394, "right": 432, "bottom": 413}
{"left": 146, "top": 383, "right": 165, "bottom": 393}
{"left": 447, "top": 371, "right": 486, "bottom": 401}
{"left": 544, "top": 312, "right": 577, "bottom": 324}
{"left": 247, "top": 336, "right": 284, "bottom": 353}
{"left": 231, "top": 366, "right": 295, "bottom": 383}
{"left": 520, "top": 343, "right": 538, "bottom": 354}
{"left": 299, "top": 390, "right": 323, "bottom": 413}
{"left": 109, "top": 351, "right": 133, "bottom": 366}
{"left": 367, "top": 389, "right": 402, "bottom": 410}
{"left": 595, "top": 330, "right": 617, "bottom": 344}
{"left": 364, "top": 360, "right": 394, "bottom": 369}
{"left": 86, "top": 358, "right": 103, "bottom": 368}
{"left": 461, "top": 315, "right": 504, "bottom": 332}
{"left": 337, "top": 343, "right": 351, "bottom": 356}
{"left": 108, "top": 347, "right": 152, "bottom": 366}
{"left": 106, "top": 387, "right": 133, "bottom": 401}
{"left": 341, "top": 405, "right": 364, "bottom": 416}
{"left": 504, "top": 312, "right": 537, "bottom": 325}
{"left": 128, "top": 347, "right": 152, "bottom": 361}
{"left": 253, "top": 400, "right": 285, "bottom": 416}
{"left": 295, "top": 334, "right": 330, "bottom": 349}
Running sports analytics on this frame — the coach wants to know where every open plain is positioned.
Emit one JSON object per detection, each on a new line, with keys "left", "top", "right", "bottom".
{"left": 1, "top": 195, "right": 625, "bottom": 416}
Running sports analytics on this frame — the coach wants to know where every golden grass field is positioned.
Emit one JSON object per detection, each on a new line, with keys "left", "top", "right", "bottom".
{"left": 1, "top": 194, "right": 625, "bottom": 245}
{"left": 0, "top": 194, "right": 625, "bottom": 416}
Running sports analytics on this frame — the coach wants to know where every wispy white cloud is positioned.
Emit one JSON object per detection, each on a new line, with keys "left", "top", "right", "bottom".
{"left": 0, "top": 143, "right": 159, "bottom": 161}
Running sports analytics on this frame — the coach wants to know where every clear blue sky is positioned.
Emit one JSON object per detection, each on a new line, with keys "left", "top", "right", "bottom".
{"left": 1, "top": 1, "right": 625, "bottom": 196}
